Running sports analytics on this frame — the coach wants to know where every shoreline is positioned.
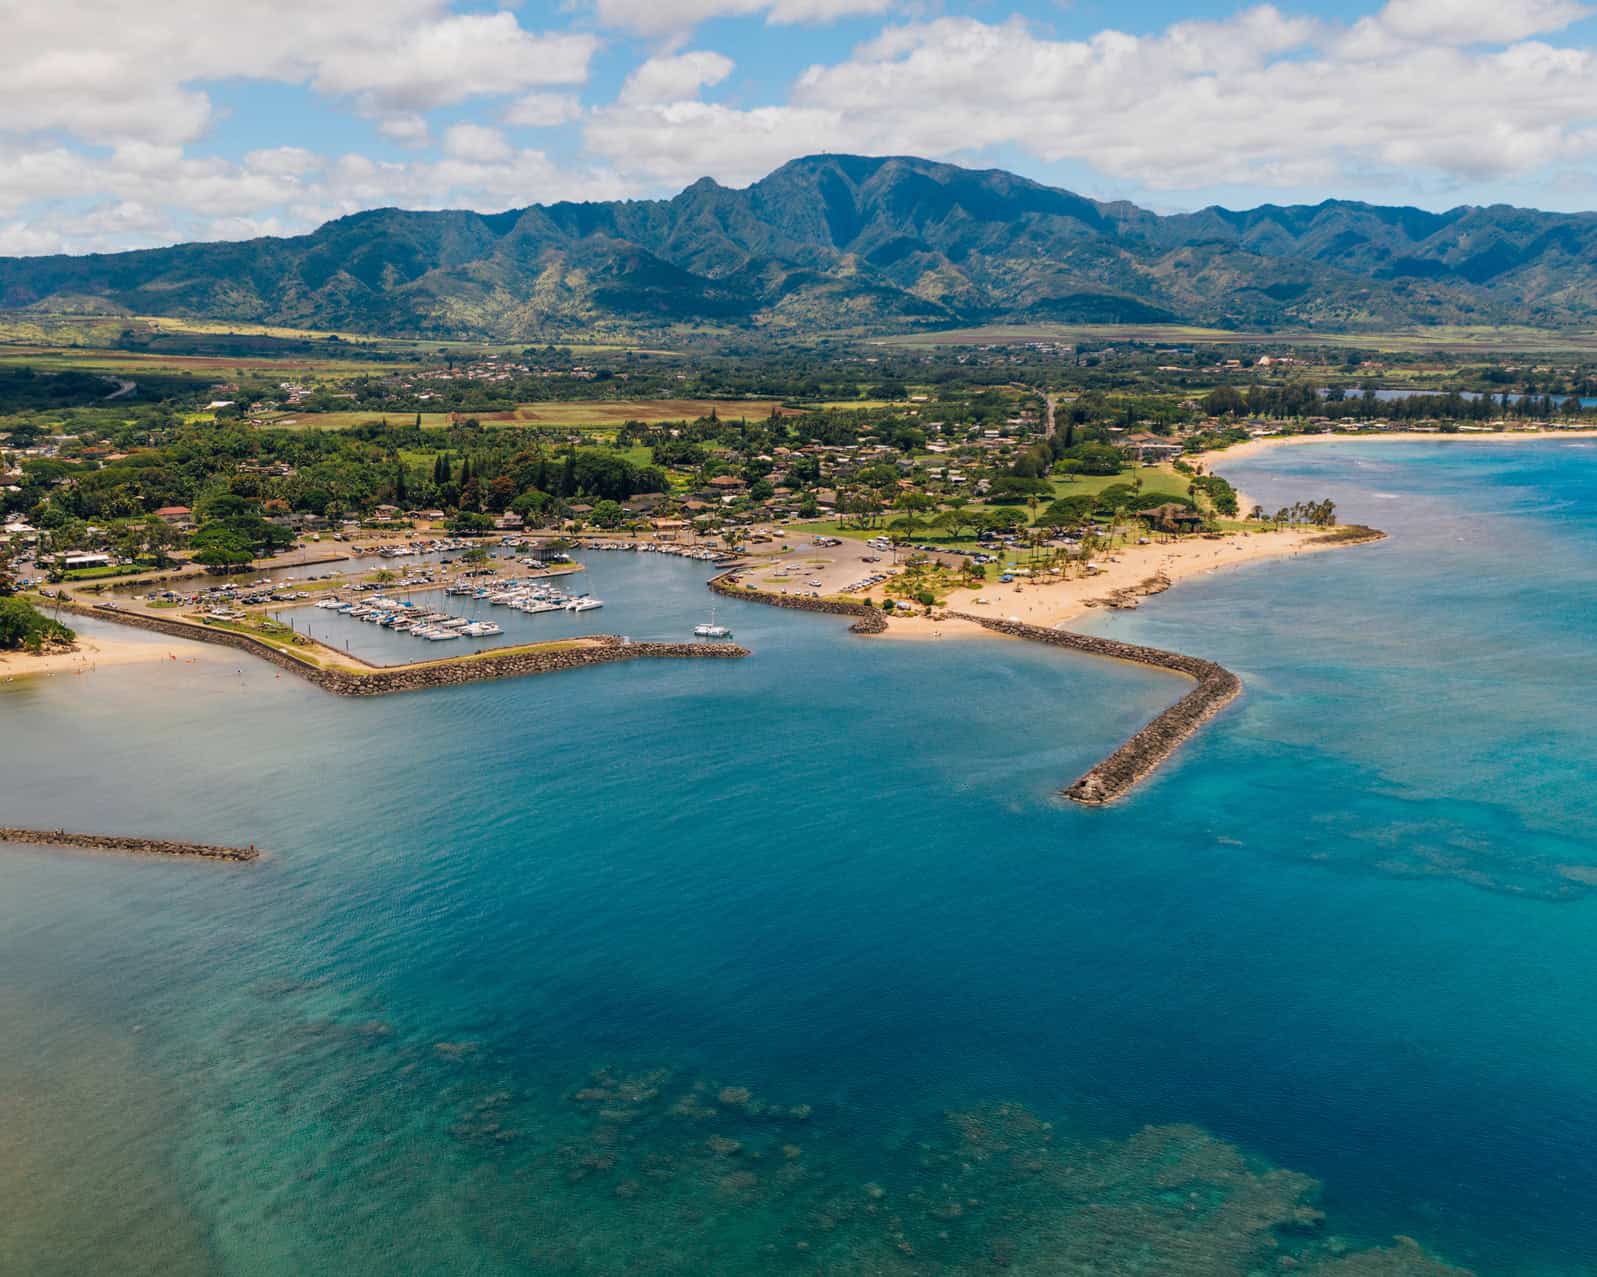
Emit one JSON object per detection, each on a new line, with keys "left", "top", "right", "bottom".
{"left": 0, "top": 631, "right": 206, "bottom": 682}
{"left": 1213, "top": 427, "right": 1597, "bottom": 466}
{"left": 33, "top": 597, "right": 748, "bottom": 695}
{"left": 709, "top": 569, "right": 1243, "bottom": 805}
{"left": 871, "top": 523, "right": 1380, "bottom": 640}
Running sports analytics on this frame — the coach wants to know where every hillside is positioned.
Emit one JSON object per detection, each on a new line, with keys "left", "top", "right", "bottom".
{"left": 5, "top": 155, "right": 1597, "bottom": 338}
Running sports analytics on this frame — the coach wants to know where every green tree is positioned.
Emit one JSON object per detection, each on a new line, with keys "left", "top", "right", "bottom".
{"left": 0, "top": 596, "right": 74, "bottom": 651}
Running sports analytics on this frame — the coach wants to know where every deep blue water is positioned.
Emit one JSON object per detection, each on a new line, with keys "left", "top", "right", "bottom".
{"left": 4, "top": 441, "right": 1597, "bottom": 1275}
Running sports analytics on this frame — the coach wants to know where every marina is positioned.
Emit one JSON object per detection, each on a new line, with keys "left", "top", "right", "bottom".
{"left": 278, "top": 575, "right": 608, "bottom": 664}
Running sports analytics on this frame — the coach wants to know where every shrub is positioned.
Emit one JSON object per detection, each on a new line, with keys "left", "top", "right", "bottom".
{"left": 0, "top": 597, "right": 75, "bottom": 651}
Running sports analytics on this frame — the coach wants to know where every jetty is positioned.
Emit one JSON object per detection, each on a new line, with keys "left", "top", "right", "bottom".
{"left": 708, "top": 572, "right": 887, "bottom": 634}
{"left": 36, "top": 596, "right": 747, "bottom": 695}
{"left": 707, "top": 570, "right": 1238, "bottom": 805}
{"left": 0, "top": 827, "right": 260, "bottom": 862}
{"left": 949, "top": 614, "right": 1241, "bottom": 805}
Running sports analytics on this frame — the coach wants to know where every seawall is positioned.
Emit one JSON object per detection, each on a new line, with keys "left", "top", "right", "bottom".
{"left": 707, "top": 572, "right": 888, "bottom": 634}
{"left": 0, "top": 827, "right": 259, "bottom": 862}
{"left": 698, "top": 576, "right": 1239, "bottom": 804}
{"left": 44, "top": 598, "right": 747, "bottom": 695}
{"left": 947, "top": 614, "right": 1242, "bottom": 804}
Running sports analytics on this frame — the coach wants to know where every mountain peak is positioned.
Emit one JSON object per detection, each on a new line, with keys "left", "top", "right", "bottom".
{"left": 3, "top": 154, "right": 1596, "bottom": 336}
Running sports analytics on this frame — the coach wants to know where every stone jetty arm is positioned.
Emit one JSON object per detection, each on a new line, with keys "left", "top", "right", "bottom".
{"left": 0, "top": 827, "right": 260, "bottom": 862}
{"left": 700, "top": 574, "right": 1237, "bottom": 805}
{"left": 37, "top": 597, "right": 746, "bottom": 695}
{"left": 947, "top": 614, "right": 1241, "bottom": 805}
{"left": 707, "top": 572, "right": 887, "bottom": 633}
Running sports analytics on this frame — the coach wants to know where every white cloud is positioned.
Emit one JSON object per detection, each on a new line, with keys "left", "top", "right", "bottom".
{"left": 0, "top": 222, "right": 69, "bottom": 256}
{"left": 592, "top": 0, "right": 891, "bottom": 38}
{"left": 443, "top": 124, "right": 513, "bottom": 164}
{"left": 2, "top": 3, "right": 598, "bottom": 146}
{"left": 619, "top": 52, "right": 735, "bottom": 105}
{"left": 1373, "top": 0, "right": 1591, "bottom": 45}
{"left": 505, "top": 93, "right": 583, "bottom": 128}
{"left": 314, "top": 15, "right": 599, "bottom": 113}
{"left": 586, "top": 7, "right": 1597, "bottom": 193}
{"left": 12, "top": 0, "right": 1597, "bottom": 257}
{"left": 242, "top": 148, "right": 322, "bottom": 178}
{"left": 378, "top": 114, "right": 432, "bottom": 146}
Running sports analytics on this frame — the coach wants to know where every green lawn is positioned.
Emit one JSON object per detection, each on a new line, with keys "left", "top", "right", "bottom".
{"left": 61, "top": 562, "right": 169, "bottom": 580}
{"left": 1047, "top": 465, "right": 1192, "bottom": 502}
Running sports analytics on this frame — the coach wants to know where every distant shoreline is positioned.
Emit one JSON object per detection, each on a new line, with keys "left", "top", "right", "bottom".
{"left": 1214, "top": 427, "right": 1597, "bottom": 466}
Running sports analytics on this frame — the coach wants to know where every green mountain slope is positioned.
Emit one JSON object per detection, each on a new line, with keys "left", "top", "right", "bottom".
{"left": 6, "top": 154, "right": 1597, "bottom": 336}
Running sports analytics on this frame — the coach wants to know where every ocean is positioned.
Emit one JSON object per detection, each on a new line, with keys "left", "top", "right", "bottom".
{"left": 3, "top": 439, "right": 1596, "bottom": 1275}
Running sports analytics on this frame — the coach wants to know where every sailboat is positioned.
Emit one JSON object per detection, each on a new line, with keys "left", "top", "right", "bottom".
{"left": 693, "top": 609, "right": 732, "bottom": 639}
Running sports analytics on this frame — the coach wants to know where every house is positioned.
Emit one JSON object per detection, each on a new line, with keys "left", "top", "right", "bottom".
{"left": 1142, "top": 503, "right": 1205, "bottom": 534}
{"left": 1122, "top": 435, "right": 1185, "bottom": 464}
{"left": 494, "top": 512, "right": 524, "bottom": 530}
{"left": 155, "top": 505, "right": 193, "bottom": 526}
{"left": 62, "top": 552, "right": 113, "bottom": 570}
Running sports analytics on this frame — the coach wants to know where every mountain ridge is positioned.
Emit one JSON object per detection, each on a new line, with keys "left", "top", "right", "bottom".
{"left": 5, "top": 154, "right": 1597, "bottom": 338}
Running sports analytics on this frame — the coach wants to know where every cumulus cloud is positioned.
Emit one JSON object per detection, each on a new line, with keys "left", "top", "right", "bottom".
{"left": 504, "top": 92, "right": 583, "bottom": 128}
{"left": 12, "top": 0, "right": 1597, "bottom": 256}
{"left": 586, "top": 7, "right": 1597, "bottom": 192}
{"left": 619, "top": 52, "right": 735, "bottom": 105}
{"left": 443, "top": 124, "right": 513, "bottom": 164}
{"left": 314, "top": 15, "right": 599, "bottom": 113}
{"left": 2, "top": 2, "right": 598, "bottom": 145}
{"left": 592, "top": 0, "right": 891, "bottom": 38}
{"left": 0, "top": 133, "right": 630, "bottom": 253}
{"left": 1373, "top": 0, "right": 1591, "bottom": 45}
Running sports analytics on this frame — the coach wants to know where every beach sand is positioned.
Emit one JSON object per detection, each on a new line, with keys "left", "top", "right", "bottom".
{"left": 874, "top": 525, "right": 1363, "bottom": 641}
{"left": 1215, "top": 428, "right": 1597, "bottom": 466}
{"left": 0, "top": 631, "right": 214, "bottom": 682}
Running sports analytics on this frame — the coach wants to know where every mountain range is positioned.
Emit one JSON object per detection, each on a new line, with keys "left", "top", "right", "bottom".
{"left": 6, "top": 154, "right": 1597, "bottom": 338}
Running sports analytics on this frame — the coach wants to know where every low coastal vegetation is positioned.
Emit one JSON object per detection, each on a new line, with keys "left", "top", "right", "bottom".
{"left": 0, "top": 595, "right": 74, "bottom": 652}
{"left": 6, "top": 310, "right": 1595, "bottom": 596}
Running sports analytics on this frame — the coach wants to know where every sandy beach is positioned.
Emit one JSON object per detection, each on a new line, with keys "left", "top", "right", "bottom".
{"left": 1213, "top": 427, "right": 1597, "bottom": 467}
{"left": 0, "top": 631, "right": 213, "bottom": 682}
{"left": 872, "top": 525, "right": 1372, "bottom": 640}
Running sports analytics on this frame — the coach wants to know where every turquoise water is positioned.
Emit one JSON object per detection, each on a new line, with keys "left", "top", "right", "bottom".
{"left": 4, "top": 441, "right": 1597, "bottom": 1274}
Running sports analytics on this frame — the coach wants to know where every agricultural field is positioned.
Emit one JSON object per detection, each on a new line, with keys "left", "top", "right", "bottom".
{"left": 265, "top": 399, "right": 799, "bottom": 431}
{"left": 0, "top": 342, "right": 407, "bottom": 380}
{"left": 877, "top": 322, "right": 1597, "bottom": 354}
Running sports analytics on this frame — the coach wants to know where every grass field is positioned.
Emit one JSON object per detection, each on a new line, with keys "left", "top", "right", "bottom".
{"left": 1048, "top": 465, "right": 1191, "bottom": 501}
{"left": 263, "top": 399, "right": 799, "bottom": 431}
{"left": 260, "top": 411, "right": 459, "bottom": 430}
{"left": 800, "top": 399, "right": 902, "bottom": 411}
{"left": 875, "top": 323, "right": 1597, "bottom": 354}
{"left": 480, "top": 399, "right": 797, "bottom": 427}
{"left": 0, "top": 344, "right": 403, "bottom": 379}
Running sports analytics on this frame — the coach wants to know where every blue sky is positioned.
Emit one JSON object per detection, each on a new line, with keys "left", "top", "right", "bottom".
{"left": 7, "top": 0, "right": 1597, "bottom": 254}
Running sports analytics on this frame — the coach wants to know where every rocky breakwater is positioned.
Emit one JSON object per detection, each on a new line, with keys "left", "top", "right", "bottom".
{"left": 310, "top": 637, "right": 748, "bottom": 697}
{"left": 0, "top": 827, "right": 259, "bottom": 862}
{"left": 708, "top": 572, "right": 887, "bottom": 634}
{"left": 948, "top": 614, "right": 1242, "bottom": 805}
{"left": 46, "top": 599, "right": 746, "bottom": 695}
